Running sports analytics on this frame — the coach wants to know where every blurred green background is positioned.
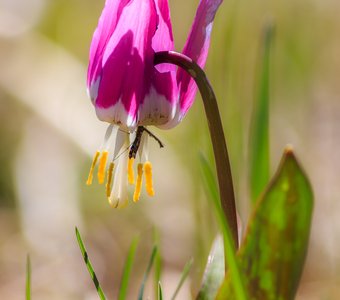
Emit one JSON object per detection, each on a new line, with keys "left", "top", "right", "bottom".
{"left": 0, "top": 0, "right": 339, "bottom": 299}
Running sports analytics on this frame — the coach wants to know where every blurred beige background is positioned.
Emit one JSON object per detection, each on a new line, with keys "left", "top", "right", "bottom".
{"left": 0, "top": 0, "right": 339, "bottom": 299}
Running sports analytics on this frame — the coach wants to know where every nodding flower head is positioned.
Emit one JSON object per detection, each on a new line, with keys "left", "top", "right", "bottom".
{"left": 86, "top": 0, "right": 223, "bottom": 207}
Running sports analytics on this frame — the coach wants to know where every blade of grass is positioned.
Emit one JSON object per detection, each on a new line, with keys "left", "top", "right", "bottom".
{"left": 75, "top": 227, "right": 107, "bottom": 300}
{"left": 26, "top": 254, "right": 31, "bottom": 300}
{"left": 118, "top": 237, "right": 139, "bottom": 300}
{"left": 153, "top": 229, "right": 162, "bottom": 300}
{"left": 249, "top": 21, "right": 275, "bottom": 203}
{"left": 138, "top": 245, "right": 158, "bottom": 300}
{"left": 199, "top": 155, "right": 247, "bottom": 300}
{"left": 158, "top": 282, "right": 163, "bottom": 300}
{"left": 170, "top": 258, "right": 193, "bottom": 300}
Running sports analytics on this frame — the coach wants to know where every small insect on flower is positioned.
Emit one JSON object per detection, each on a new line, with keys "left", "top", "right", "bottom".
{"left": 129, "top": 127, "right": 164, "bottom": 159}
{"left": 86, "top": 0, "right": 223, "bottom": 207}
{"left": 86, "top": 125, "right": 163, "bottom": 208}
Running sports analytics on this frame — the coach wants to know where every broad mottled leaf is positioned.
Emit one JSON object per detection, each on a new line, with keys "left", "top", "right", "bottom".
{"left": 249, "top": 22, "right": 274, "bottom": 203}
{"left": 218, "top": 148, "right": 313, "bottom": 300}
{"left": 196, "top": 236, "right": 224, "bottom": 300}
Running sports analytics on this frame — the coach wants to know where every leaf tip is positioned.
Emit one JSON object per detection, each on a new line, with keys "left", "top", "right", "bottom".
{"left": 282, "top": 145, "right": 306, "bottom": 173}
{"left": 284, "top": 144, "right": 295, "bottom": 156}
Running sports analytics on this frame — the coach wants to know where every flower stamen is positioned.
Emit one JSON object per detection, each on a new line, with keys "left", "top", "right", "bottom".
{"left": 128, "top": 158, "right": 135, "bottom": 184}
{"left": 133, "top": 163, "right": 144, "bottom": 202}
{"left": 144, "top": 161, "right": 155, "bottom": 196}
{"left": 106, "top": 162, "right": 115, "bottom": 197}
{"left": 86, "top": 150, "right": 100, "bottom": 185}
{"left": 108, "top": 130, "right": 130, "bottom": 208}
{"left": 87, "top": 124, "right": 160, "bottom": 206}
{"left": 98, "top": 150, "right": 109, "bottom": 184}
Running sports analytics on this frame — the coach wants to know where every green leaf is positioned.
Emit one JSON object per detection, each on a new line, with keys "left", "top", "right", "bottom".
{"left": 158, "top": 282, "right": 164, "bottom": 300}
{"left": 118, "top": 237, "right": 139, "bottom": 300}
{"left": 138, "top": 245, "right": 158, "bottom": 300}
{"left": 199, "top": 155, "right": 248, "bottom": 300}
{"left": 249, "top": 21, "right": 275, "bottom": 203}
{"left": 196, "top": 237, "right": 224, "bottom": 300}
{"left": 171, "top": 258, "right": 193, "bottom": 300}
{"left": 218, "top": 147, "right": 313, "bottom": 300}
{"left": 26, "top": 254, "right": 31, "bottom": 300}
{"left": 75, "top": 227, "right": 107, "bottom": 300}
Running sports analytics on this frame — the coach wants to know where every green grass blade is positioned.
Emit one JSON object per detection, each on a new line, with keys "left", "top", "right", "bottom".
{"left": 249, "top": 21, "right": 275, "bottom": 203}
{"left": 118, "top": 237, "right": 139, "bottom": 300}
{"left": 75, "top": 227, "right": 107, "bottom": 300}
{"left": 26, "top": 254, "right": 31, "bottom": 300}
{"left": 158, "top": 282, "right": 163, "bottom": 300}
{"left": 154, "top": 250, "right": 162, "bottom": 299}
{"left": 199, "top": 155, "right": 248, "bottom": 300}
{"left": 153, "top": 229, "right": 162, "bottom": 299}
{"left": 218, "top": 147, "right": 313, "bottom": 299}
{"left": 138, "top": 245, "right": 158, "bottom": 300}
{"left": 196, "top": 237, "right": 224, "bottom": 300}
{"left": 170, "top": 258, "right": 193, "bottom": 300}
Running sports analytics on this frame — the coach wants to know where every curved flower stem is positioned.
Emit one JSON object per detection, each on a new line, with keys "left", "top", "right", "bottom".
{"left": 155, "top": 51, "right": 239, "bottom": 248}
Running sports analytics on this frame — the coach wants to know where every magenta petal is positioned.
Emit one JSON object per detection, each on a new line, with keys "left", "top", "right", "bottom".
{"left": 176, "top": 0, "right": 223, "bottom": 117}
{"left": 151, "top": 0, "right": 177, "bottom": 97}
{"left": 87, "top": 0, "right": 130, "bottom": 87}
{"left": 87, "top": 0, "right": 222, "bottom": 130}
{"left": 93, "top": 0, "right": 158, "bottom": 128}
{"left": 152, "top": 0, "right": 175, "bottom": 73}
{"left": 137, "top": 68, "right": 178, "bottom": 127}
{"left": 137, "top": 0, "right": 178, "bottom": 127}
{"left": 152, "top": 0, "right": 174, "bottom": 52}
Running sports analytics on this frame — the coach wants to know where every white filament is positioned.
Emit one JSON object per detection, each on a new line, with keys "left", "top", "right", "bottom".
{"left": 109, "top": 131, "right": 129, "bottom": 208}
{"left": 138, "top": 132, "right": 149, "bottom": 162}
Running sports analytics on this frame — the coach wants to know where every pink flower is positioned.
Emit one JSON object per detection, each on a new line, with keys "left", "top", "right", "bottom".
{"left": 86, "top": 0, "right": 223, "bottom": 207}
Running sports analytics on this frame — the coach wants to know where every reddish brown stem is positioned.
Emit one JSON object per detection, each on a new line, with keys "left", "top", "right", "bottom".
{"left": 155, "top": 51, "right": 239, "bottom": 248}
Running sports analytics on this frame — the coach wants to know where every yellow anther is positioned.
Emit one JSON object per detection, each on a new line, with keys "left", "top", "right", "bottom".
{"left": 144, "top": 161, "right": 155, "bottom": 196}
{"left": 133, "top": 163, "right": 144, "bottom": 202}
{"left": 98, "top": 150, "right": 109, "bottom": 184}
{"left": 128, "top": 158, "right": 135, "bottom": 185}
{"left": 86, "top": 150, "right": 100, "bottom": 186}
{"left": 106, "top": 162, "right": 115, "bottom": 197}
